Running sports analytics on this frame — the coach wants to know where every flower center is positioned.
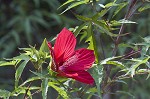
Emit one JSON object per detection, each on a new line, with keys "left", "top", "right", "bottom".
{"left": 59, "top": 53, "right": 79, "bottom": 71}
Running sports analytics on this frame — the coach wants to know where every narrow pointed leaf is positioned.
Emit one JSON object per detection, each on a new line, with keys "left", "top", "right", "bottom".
{"left": 20, "top": 76, "right": 41, "bottom": 87}
{"left": 42, "top": 78, "right": 49, "bottom": 99}
{"left": 92, "top": 8, "right": 110, "bottom": 20}
{"left": 49, "top": 82, "right": 69, "bottom": 99}
{"left": 58, "top": 0, "right": 75, "bottom": 9}
{"left": 60, "top": 1, "right": 87, "bottom": 14}
{"left": 0, "top": 60, "right": 17, "bottom": 67}
{"left": 87, "top": 23, "right": 99, "bottom": 63}
{"left": 113, "top": 2, "right": 128, "bottom": 18}
{"left": 40, "top": 38, "right": 49, "bottom": 52}
{"left": 75, "top": 14, "right": 91, "bottom": 21}
{"left": 91, "top": 64, "right": 103, "bottom": 99}
{"left": 101, "top": 60, "right": 125, "bottom": 69}
{"left": 15, "top": 58, "right": 30, "bottom": 87}
{"left": 74, "top": 22, "right": 88, "bottom": 37}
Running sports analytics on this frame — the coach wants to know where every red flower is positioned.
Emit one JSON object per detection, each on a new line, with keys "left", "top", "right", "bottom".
{"left": 48, "top": 28, "right": 95, "bottom": 84}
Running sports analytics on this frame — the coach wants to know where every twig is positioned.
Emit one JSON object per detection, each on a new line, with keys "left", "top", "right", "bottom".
{"left": 25, "top": 89, "right": 41, "bottom": 99}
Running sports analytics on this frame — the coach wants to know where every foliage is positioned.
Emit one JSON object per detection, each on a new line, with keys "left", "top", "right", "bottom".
{"left": 0, "top": 0, "right": 150, "bottom": 99}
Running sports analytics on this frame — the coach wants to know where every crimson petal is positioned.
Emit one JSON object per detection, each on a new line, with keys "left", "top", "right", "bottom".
{"left": 59, "top": 48, "right": 95, "bottom": 72}
{"left": 54, "top": 28, "right": 76, "bottom": 64}
{"left": 64, "top": 71, "right": 94, "bottom": 84}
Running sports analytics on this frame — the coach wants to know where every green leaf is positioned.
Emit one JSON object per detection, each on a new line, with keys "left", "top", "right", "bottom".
{"left": 127, "top": 57, "right": 150, "bottom": 77}
{"left": 0, "top": 60, "right": 17, "bottom": 67}
{"left": 86, "top": 23, "right": 99, "bottom": 63}
{"left": 49, "top": 82, "right": 69, "bottom": 99}
{"left": 92, "top": 20, "right": 119, "bottom": 37}
{"left": 75, "top": 14, "right": 91, "bottom": 21}
{"left": 0, "top": 89, "right": 11, "bottom": 99}
{"left": 116, "top": 91, "right": 135, "bottom": 98}
{"left": 113, "top": 2, "right": 128, "bottom": 18}
{"left": 74, "top": 22, "right": 88, "bottom": 37}
{"left": 60, "top": 1, "right": 88, "bottom": 14}
{"left": 29, "top": 45, "right": 40, "bottom": 61}
{"left": 92, "top": 8, "right": 110, "bottom": 20}
{"left": 101, "top": 60, "right": 125, "bottom": 69}
{"left": 138, "top": 4, "right": 150, "bottom": 12}
{"left": 105, "top": 2, "right": 118, "bottom": 8}
{"left": 118, "top": 43, "right": 138, "bottom": 51}
{"left": 30, "top": 70, "right": 44, "bottom": 78}
{"left": 98, "top": 4, "right": 105, "bottom": 8}
{"left": 118, "top": 19, "right": 136, "bottom": 24}
{"left": 136, "top": 69, "right": 150, "bottom": 74}
{"left": 39, "top": 38, "right": 49, "bottom": 53}
{"left": 58, "top": 0, "right": 75, "bottom": 9}
{"left": 13, "top": 54, "right": 30, "bottom": 60}
{"left": 91, "top": 64, "right": 103, "bottom": 99}
{"left": 42, "top": 78, "right": 49, "bottom": 99}
{"left": 79, "top": 31, "right": 88, "bottom": 42}
{"left": 12, "top": 87, "right": 26, "bottom": 97}
{"left": 20, "top": 76, "right": 41, "bottom": 87}
{"left": 15, "top": 58, "right": 30, "bottom": 88}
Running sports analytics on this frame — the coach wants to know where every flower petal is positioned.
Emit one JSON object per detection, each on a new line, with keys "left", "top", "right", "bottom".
{"left": 60, "top": 71, "right": 94, "bottom": 84}
{"left": 72, "top": 71, "right": 94, "bottom": 84}
{"left": 54, "top": 28, "right": 76, "bottom": 64}
{"left": 47, "top": 42, "right": 58, "bottom": 71}
{"left": 60, "top": 48, "right": 95, "bottom": 72}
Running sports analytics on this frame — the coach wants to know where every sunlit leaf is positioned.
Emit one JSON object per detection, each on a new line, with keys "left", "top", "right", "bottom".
{"left": 127, "top": 57, "right": 150, "bottom": 77}
{"left": 86, "top": 23, "right": 99, "bottom": 63}
{"left": 79, "top": 31, "right": 88, "bottom": 42}
{"left": 58, "top": 0, "right": 75, "bottom": 9}
{"left": 13, "top": 54, "right": 30, "bottom": 60}
{"left": 60, "top": 1, "right": 88, "bottom": 14}
{"left": 105, "top": 2, "right": 118, "bottom": 8}
{"left": 40, "top": 38, "right": 49, "bottom": 53}
{"left": 42, "top": 78, "right": 49, "bottom": 99}
{"left": 118, "top": 19, "right": 136, "bottom": 24}
{"left": 0, "top": 89, "right": 11, "bottom": 99}
{"left": 49, "top": 82, "right": 69, "bottom": 99}
{"left": 0, "top": 60, "right": 17, "bottom": 67}
{"left": 91, "top": 64, "right": 103, "bottom": 99}
{"left": 101, "top": 60, "right": 125, "bottom": 69}
{"left": 98, "top": 4, "right": 105, "bottom": 8}
{"left": 20, "top": 76, "right": 41, "bottom": 87}
{"left": 74, "top": 22, "right": 88, "bottom": 37}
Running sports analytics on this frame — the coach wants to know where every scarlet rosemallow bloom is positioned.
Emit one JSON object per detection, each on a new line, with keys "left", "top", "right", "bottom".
{"left": 48, "top": 28, "right": 95, "bottom": 84}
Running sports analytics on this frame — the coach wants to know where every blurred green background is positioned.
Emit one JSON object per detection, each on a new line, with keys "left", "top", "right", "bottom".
{"left": 0, "top": 0, "right": 149, "bottom": 99}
